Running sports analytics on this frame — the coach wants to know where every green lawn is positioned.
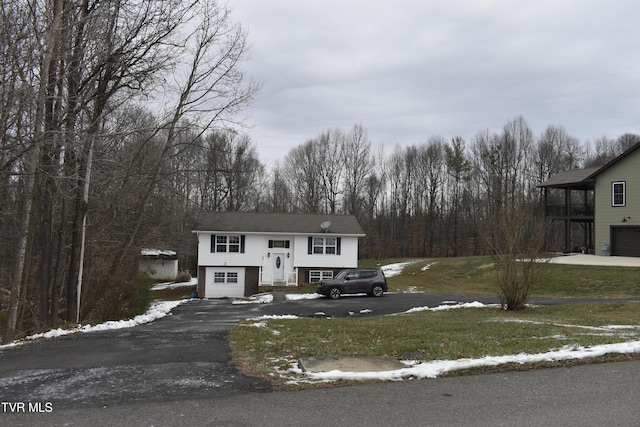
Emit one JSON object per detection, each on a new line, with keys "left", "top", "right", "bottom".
{"left": 372, "top": 256, "right": 640, "bottom": 298}
{"left": 230, "top": 256, "right": 640, "bottom": 388}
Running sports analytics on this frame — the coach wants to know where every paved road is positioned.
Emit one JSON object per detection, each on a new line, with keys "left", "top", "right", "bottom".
{"left": 1, "top": 293, "right": 639, "bottom": 426}
{"left": 3, "top": 360, "right": 640, "bottom": 426}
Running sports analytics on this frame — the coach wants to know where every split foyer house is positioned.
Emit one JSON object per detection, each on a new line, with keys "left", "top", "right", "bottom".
{"left": 540, "top": 142, "right": 640, "bottom": 256}
{"left": 192, "top": 212, "right": 365, "bottom": 298}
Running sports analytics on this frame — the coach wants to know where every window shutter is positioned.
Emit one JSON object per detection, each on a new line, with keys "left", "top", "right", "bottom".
{"left": 336, "top": 237, "right": 341, "bottom": 255}
{"left": 210, "top": 235, "right": 216, "bottom": 253}
{"left": 308, "top": 237, "right": 313, "bottom": 254}
{"left": 285, "top": 240, "right": 290, "bottom": 248}
{"left": 268, "top": 240, "right": 273, "bottom": 248}
{"left": 241, "top": 235, "right": 245, "bottom": 253}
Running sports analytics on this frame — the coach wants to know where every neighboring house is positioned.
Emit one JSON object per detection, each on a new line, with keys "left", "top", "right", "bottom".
{"left": 539, "top": 168, "right": 597, "bottom": 253}
{"left": 139, "top": 249, "right": 179, "bottom": 280}
{"left": 540, "top": 142, "right": 640, "bottom": 256}
{"left": 192, "top": 212, "right": 365, "bottom": 298}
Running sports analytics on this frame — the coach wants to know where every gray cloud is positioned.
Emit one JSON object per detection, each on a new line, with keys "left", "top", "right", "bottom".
{"left": 232, "top": 0, "right": 640, "bottom": 163}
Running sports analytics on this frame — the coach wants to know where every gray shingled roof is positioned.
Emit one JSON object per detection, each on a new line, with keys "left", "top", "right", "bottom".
{"left": 193, "top": 212, "right": 365, "bottom": 235}
{"left": 538, "top": 167, "right": 600, "bottom": 188}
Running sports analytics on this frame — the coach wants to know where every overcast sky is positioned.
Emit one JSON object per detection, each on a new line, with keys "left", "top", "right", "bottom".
{"left": 230, "top": 1, "right": 640, "bottom": 164}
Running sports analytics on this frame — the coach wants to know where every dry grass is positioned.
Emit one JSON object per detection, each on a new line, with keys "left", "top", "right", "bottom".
{"left": 230, "top": 302, "right": 640, "bottom": 389}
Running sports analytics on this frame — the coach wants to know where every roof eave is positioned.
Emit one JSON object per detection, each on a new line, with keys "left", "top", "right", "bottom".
{"left": 193, "top": 229, "right": 365, "bottom": 237}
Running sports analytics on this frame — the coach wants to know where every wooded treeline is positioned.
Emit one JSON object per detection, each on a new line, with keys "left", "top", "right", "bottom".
{"left": 1, "top": 0, "right": 638, "bottom": 339}
{"left": 268, "top": 121, "right": 638, "bottom": 260}
{"left": 0, "top": 0, "right": 259, "bottom": 341}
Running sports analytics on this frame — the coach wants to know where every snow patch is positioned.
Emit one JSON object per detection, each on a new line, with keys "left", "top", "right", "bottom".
{"left": 232, "top": 292, "right": 323, "bottom": 304}
{"left": 1, "top": 300, "right": 187, "bottom": 348}
{"left": 249, "top": 314, "right": 301, "bottom": 321}
{"left": 421, "top": 262, "right": 436, "bottom": 271}
{"left": 404, "top": 301, "right": 498, "bottom": 313}
{"left": 380, "top": 261, "right": 418, "bottom": 278}
{"left": 297, "top": 341, "right": 640, "bottom": 381}
{"left": 151, "top": 277, "right": 197, "bottom": 291}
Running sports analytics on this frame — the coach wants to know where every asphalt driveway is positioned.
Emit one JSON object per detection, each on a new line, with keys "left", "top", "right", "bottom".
{"left": 1, "top": 292, "right": 638, "bottom": 409}
{"left": 0, "top": 293, "right": 500, "bottom": 408}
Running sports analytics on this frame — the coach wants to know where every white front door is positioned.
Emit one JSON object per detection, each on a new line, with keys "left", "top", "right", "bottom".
{"left": 273, "top": 253, "right": 284, "bottom": 282}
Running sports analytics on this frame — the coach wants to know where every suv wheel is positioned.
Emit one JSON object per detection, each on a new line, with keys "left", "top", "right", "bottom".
{"left": 328, "top": 287, "right": 341, "bottom": 299}
{"left": 370, "top": 285, "right": 384, "bottom": 297}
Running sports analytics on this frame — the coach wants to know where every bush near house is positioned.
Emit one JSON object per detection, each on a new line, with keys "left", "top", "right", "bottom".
{"left": 82, "top": 273, "right": 153, "bottom": 324}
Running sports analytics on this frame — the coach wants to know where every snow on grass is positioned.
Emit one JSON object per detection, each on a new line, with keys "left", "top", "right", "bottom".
{"left": 1, "top": 300, "right": 188, "bottom": 348}
{"left": 295, "top": 341, "right": 640, "bottom": 382}
{"left": 421, "top": 262, "right": 436, "bottom": 271}
{"left": 252, "top": 301, "right": 640, "bottom": 384}
{"left": 380, "top": 260, "right": 419, "bottom": 278}
{"left": 248, "top": 314, "right": 301, "bottom": 321}
{"left": 232, "top": 292, "right": 323, "bottom": 304}
{"left": 403, "top": 301, "right": 500, "bottom": 313}
{"left": 497, "top": 318, "right": 640, "bottom": 332}
{"left": 151, "top": 277, "right": 197, "bottom": 291}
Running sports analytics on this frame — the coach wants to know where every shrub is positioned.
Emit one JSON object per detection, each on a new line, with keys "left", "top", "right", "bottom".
{"left": 82, "top": 273, "right": 153, "bottom": 324}
{"left": 174, "top": 270, "right": 192, "bottom": 283}
{"left": 489, "top": 205, "right": 550, "bottom": 311}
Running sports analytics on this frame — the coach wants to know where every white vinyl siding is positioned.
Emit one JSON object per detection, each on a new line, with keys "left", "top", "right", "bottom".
{"left": 294, "top": 235, "right": 358, "bottom": 268}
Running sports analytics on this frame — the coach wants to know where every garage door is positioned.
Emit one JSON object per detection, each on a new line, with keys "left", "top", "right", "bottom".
{"left": 611, "top": 226, "right": 640, "bottom": 257}
{"left": 205, "top": 267, "right": 245, "bottom": 298}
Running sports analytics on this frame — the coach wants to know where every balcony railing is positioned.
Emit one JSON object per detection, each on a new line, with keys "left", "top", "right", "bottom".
{"left": 545, "top": 204, "right": 594, "bottom": 218}
{"left": 259, "top": 267, "right": 298, "bottom": 286}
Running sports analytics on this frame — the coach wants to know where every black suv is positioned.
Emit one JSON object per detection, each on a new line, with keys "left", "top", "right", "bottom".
{"left": 316, "top": 268, "right": 388, "bottom": 299}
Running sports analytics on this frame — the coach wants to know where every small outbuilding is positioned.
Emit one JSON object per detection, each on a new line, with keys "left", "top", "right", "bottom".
{"left": 139, "top": 248, "right": 179, "bottom": 281}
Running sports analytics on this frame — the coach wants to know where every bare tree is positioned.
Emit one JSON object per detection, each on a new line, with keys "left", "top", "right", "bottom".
{"left": 445, "top": 136, "right": 471, "bottom": 256}
{"left": 196, "top": 129, "right": 263, "bottom": 211}
{"left": 284, "top": 139, "right": 325, "bottom": 213}
{"left": 263, "top": 163, "right": 293, "bottom": 213}
{"left": 317, "top": 129, "right": 344, "bottom": 214}
{"left": 488, "top": 204, "right": 550, "bottom": 310}
{"left": 404, "top": 137, "right": 446, "bottom": 256}
{"left": 535, "top": 125, "right": 581, "bottom": 183}
{"left": 342, "top": 124, "right": 373, "bottom": 216}
{"left": 2, "top": 0, "right": 259, "bottom": 341}
{"left": 584, "top": 135, "right": 618, "bottom": 167}
{"left": 616, "top": 133, "right": 640, "bottom": 154}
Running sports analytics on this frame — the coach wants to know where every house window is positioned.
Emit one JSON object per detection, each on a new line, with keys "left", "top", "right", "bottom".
{"left": 312, "top": 237, "right": 324, "bottom": 254}
{"left": 309, "top": 270, "right": 334, "bottom": 282}
{"left": 211, "top": 235, "right": 244, "bottom": 253}
{"left": 612, "top": 181, "right": 626, "bottom": 206}
{"left": 325, "top": 237, "right": 336, "bottom": 254}
{"left": 308, "top": 237, "right": 341, "bottom": 255}
{"left": 214, "top": 271, "right": 238, "bottom": 284}
{"left": 228, "top": 235, "right": 240, "bottom": 252}
{"left": 268, "top": 240, "right": 290, "bottom": 248}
